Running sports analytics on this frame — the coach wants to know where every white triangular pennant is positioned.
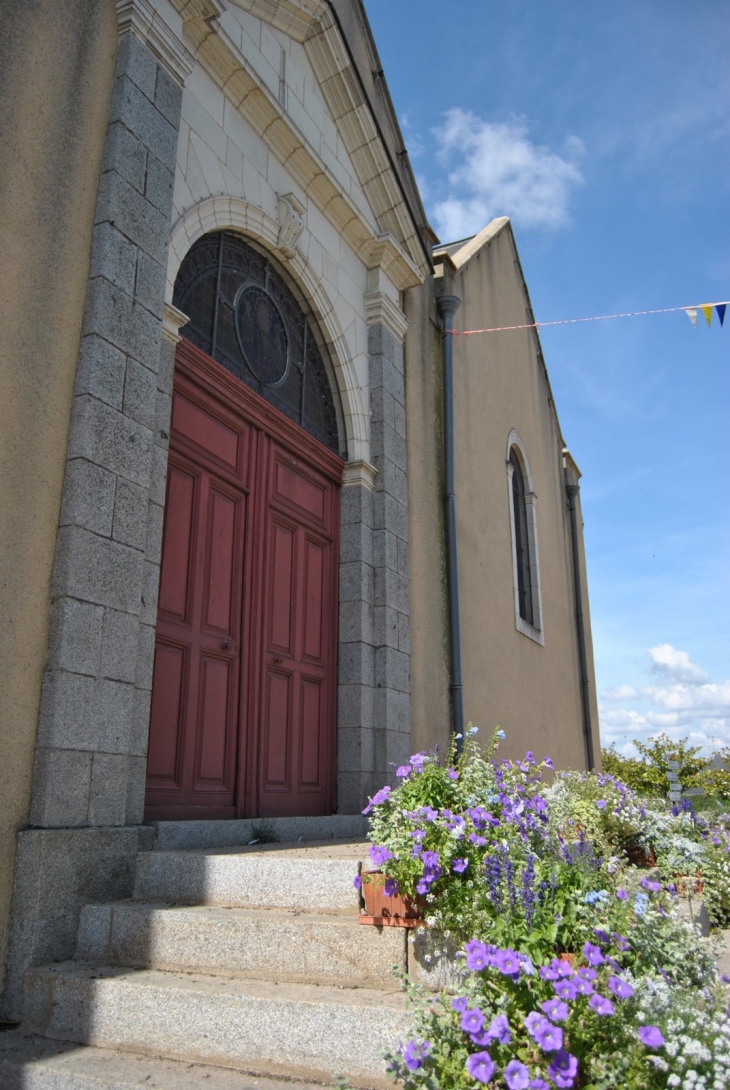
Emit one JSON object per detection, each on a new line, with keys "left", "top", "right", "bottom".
{"left": 684, "top": 307, "right": 698, "bottom": 328}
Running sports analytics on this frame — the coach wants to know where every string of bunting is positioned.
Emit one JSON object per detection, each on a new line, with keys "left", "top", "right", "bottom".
{"left": 447, "top": 300, "right": 728, "bottom": 339}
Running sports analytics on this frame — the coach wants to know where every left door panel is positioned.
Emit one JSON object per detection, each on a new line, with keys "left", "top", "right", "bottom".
{"left": 145, "top": 450, "right": 247, "bottom": 819}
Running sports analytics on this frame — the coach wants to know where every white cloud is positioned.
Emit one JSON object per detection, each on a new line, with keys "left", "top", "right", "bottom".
{"left": 601, "top": 685, "right": 638, "bottom": 701}
{"left": 647, "top": 643, "right": 709, "bottom": 684}
{"left": 598, "top": 645, "right": 730, "bottom": 756}
{"left": 430, "top": 110, "right": 584, "bottom": 240}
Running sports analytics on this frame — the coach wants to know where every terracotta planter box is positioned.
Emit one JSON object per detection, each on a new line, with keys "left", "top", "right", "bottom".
{"left": 358, "top": 870, "right": 424, "bottom": 928}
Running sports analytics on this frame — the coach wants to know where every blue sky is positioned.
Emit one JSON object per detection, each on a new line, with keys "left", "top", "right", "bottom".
{"left": 364, "top": 1, "right": 730, "bottom": 756}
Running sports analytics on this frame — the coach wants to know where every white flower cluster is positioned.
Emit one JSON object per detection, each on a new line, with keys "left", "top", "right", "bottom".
{"left": 634, "top": 975, "right": 730, "bottom": 1088}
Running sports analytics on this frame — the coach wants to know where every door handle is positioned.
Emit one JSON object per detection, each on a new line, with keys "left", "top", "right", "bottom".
{"left": 221, "top": 640, "right": 236, "bottom": 652}
{"left": 273, "top": 655, "right": 282, "bottom": 665}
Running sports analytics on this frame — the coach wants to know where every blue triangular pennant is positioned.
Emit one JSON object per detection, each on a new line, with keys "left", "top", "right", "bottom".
{"left": 716, "top": 303, "right": 726, "bottom": 327}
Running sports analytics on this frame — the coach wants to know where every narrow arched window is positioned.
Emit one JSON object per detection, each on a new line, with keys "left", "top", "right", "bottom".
{"left": 510, "top": 449, "right": 534, "bottom": 625}
{"left": 173, "top": 231, "right": 344, "bottom": 456}
{"left": 507, "top": 435, "right": 544, "bottom": 644}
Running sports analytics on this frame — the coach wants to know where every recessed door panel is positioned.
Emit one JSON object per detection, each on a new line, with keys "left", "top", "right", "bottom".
{"left": 158, "top": 466, "right": 195, "bottom": 621}
{"left": 146, "top": 339, "right": 340, "bottom": 821}
{"left": 146, "top": 641, "right": 187, "bottom": 784}
{"left": 196, "top": 655, "right": 233, "bottom": 783}
{"left": 263, "top": 669, "right": 291, "bottom": 788}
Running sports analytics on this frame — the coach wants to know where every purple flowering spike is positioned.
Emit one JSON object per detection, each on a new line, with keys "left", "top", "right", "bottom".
{"left": 504, "top": 1059, "right": 530, "bottom": 1089}
{"left": 608, "top": 976, "right": 634, "bottom": 999}
{"left": 637, "top": 1026, "right": 665, "bottom": 1049}
{"left": 460, "top": 1008, "right": 486, "bottom": 1035}
{"left": 547, "top": 1050, "right": 579, "bottom": 1089}
{"left": 465, "top": 1052, "right": 495, "bottom": 1085}
{"left": 589, "top": 994, "right": 614, "bottom": 1016}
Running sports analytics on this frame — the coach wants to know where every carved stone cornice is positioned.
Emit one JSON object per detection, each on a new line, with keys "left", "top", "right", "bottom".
{"left": 116, "top": 0, "right": 196, "bottom": 84}
{"left": 364, "top": 291, "right": 408, "bottom": 342}
{"left": 342, "top": 459, "right": 378, "bottom": 492}
{"left": 162, "top": 302, "right": 190, "bottom": 344}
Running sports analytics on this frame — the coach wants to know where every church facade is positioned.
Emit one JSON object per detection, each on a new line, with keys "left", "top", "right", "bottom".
{"left": 0, "top": 0, "right": 599, "bottom": 1017}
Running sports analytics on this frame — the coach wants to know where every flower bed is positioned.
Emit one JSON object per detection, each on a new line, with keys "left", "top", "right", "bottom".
{"left": 358, "top": 729, "right": 730, "bottom": 1088}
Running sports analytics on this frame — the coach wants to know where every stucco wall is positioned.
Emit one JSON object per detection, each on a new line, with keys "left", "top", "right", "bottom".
{"left": 407, "top": 222, "right": 599, "bottom": 770}
{"left": 0, "top": 0, "right": 117, "bottom": 1001}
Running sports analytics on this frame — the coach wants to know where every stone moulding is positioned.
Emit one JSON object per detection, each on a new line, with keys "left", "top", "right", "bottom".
{"left": 116, "top": 0, "right": 196, "bottom": 84}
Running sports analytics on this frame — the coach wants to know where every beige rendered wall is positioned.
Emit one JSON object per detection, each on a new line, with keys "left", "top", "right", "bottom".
{"left": 0, "top": 0, "right": 117, "bottom": 1000}
{"left": 406, "top": 221, "right": 600, "bottom": 771}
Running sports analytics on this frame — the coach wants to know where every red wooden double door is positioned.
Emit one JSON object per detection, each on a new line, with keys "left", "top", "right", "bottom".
{"left": 144, "top": 340, "right": 342, "bottom": 820}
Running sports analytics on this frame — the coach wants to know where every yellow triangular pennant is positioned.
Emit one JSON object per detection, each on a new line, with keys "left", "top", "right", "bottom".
{"left": 684, "top": 308, "right": 698, "bottom": 328}
{"left": 701, "top": 305, "right": 713, "bottom": 327}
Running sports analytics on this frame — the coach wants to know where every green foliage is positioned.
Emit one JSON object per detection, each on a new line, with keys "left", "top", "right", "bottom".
{"left": 602, "top": 734, "right": 730, "bottom": 803}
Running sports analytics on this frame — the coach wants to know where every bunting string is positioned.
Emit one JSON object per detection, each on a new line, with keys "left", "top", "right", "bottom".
{"left": 447, "top": 300, "right": 729, "bottom": 338}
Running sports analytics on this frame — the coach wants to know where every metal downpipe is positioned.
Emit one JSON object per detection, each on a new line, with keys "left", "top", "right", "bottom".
{"left": 564, "top": 472, "right": 595, "bottom": 770}
{"left": 437, "top": 294, "right": 464, "bottom": 755}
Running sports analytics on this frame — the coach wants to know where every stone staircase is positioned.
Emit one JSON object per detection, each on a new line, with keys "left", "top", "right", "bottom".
{"left": 0, "top": 818, "right": 415, "bottom": 1089}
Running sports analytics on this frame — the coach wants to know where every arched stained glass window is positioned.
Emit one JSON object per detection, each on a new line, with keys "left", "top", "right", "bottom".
{"left": 173, "top": 231, "right": 345, "bottom": 456}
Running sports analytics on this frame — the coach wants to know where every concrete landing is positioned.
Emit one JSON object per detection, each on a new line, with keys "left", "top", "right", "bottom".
{"left": 149, "top": 815, "right": 368, "bottom": 851}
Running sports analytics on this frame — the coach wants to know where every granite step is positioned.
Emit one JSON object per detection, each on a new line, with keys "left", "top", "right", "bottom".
{"left": 149, "top": 815, "right": 368, "bottom": 852}
{"left": 133, "top": 840, "right": 366, "bottom": 912}
{"left": 0, "top": 1032, "right": 388, "bottom": 1090}
{"left": 24, "top": 964, "right": 411, "bottom": 1082}
{"left": 75, "top": 902, "right": 406, "bottom": 989}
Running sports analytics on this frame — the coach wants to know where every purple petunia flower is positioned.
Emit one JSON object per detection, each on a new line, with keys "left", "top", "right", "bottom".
{"left": 553, "top": 979, "right": 578, "bottom": 1001}
{"left": 421, "top": 850, "right": 440, "bottom": 867}
{"left": 410, "top": 828, "right": 427, "bottom": 840}
{"left": 576, "top": 967, "right": 597, "bottom": 981}
{"left": 453, "top": 858, "right": 469, "bottom": 874}
{"left": 582, "top": 941, "right": 605, "bottom": 966}
{"left": 465, "top": 1052, "right": 495, "bottom": 1084}
{"left": 353, "top": 874, "right": 362, "bottom": 890}
{"left": 532, "top": 1018, "right": 563, "bottom": 1052}
{"left": 416, "top": 878, "right": 430, "bottom": 895}
{"left": 574, "top": 976, "right": 594, "bottom": 997}
{"left": 529, "top": 1081, "right": 550, "bottom": 1090}
{"left": 369, "top": 844, "right": 393, "bottom": 867}
{"left": 589, "top": 994, "right": 614, "bottom": 1016}
{"left": 464, "top": 941, "right": 489, "bottom": 971}
{"left": 595, "top": 799, "right": 607, "bottom": 810}
{"left": 383, "top": 878, "right": 399, "bottom": 897}
{"left": 504, "top": 1059, "right": 530, "bottom": 1089}
{"left": 485, "top": 1013, "right": 511, "bottom": 1045}
{"left": 409, "top": 752, "right": 428, "bottom": 770}
{"left": 608, "top": 976, "right": 634, "bottom": 999}
{"left": 637, "top": 1026, "right": 665, "bottom": 1049}
{"left": 461, "top": 1008, "right": 486, "bottom": 1035}
{"left": 452, "top": 996, "right": 469, "bottom": 1013}
{"left": 547, "top": 1050, "right": 578, "bottom": 1088}
{"left": 402, "top": 1038, "right": 431, "bottom": 1072}
{"left": 640, "top": 877, "right": 662, "bottom": 893}
{"left": 447, "top": 768, "right": 459, "bottom": 780}
{"left": 616, "top": 888, "right": 628, "bottom": 901}
{"left": 395, "top": 765, "right": 411, "bottom": 778}
{"left": 543, "top": 756, "right": 554, "bottom": 769}
{"left": 469, "top": 833, "right": 488, "bottom": 846}
{"left": 411, "top": 845, "right": 422, "bottom": 859}
{"left": 593, "top": 929, "right": 611, "bottom": 944}
{"left": 494, "top": 948, "right": 521, "bottom": 976}
{"left": 541, "top": 999, "right": 569, "bottom": 1022}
